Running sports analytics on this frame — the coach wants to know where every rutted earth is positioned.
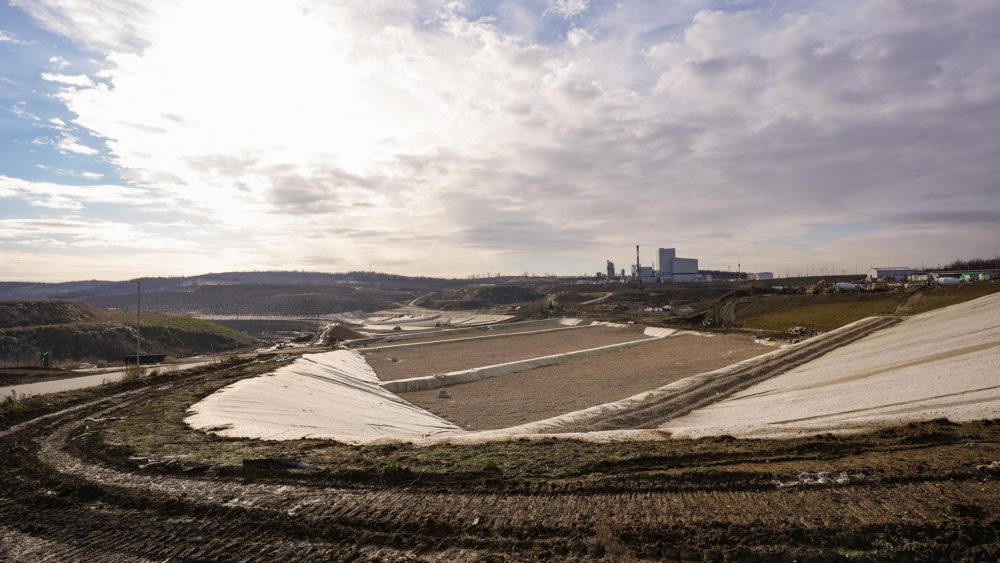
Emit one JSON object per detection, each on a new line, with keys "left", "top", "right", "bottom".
{"left": 1, "top": 360, "right": 999, "bottom": 561}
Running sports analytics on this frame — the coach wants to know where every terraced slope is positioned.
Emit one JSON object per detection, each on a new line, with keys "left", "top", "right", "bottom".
{"left": 1, "top": 361, "right": 998, "bottom": 560}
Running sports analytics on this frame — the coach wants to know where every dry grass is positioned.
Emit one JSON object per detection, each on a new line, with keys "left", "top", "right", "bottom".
{"left": 734, "top": 281, "right": 999, "bottom": 332}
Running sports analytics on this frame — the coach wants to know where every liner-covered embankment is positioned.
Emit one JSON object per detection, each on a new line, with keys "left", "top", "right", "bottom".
{"left": 663, "top": 292, "right": 1000, "bottom": 438}
{"left": 185, "top": 350, "right": 463, "bottom": 442}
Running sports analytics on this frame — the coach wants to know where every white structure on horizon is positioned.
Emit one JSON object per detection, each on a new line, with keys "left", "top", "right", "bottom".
{"left": 658, "top": 248, "right": 699, "bottom": 281}
{"left": 867, "top": 267, "right": 912, "bottom": 282}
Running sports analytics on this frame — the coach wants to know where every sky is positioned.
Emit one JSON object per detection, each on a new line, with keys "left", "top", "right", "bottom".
{"left": 0, "top": 0, "right": 998, "bottom": 282}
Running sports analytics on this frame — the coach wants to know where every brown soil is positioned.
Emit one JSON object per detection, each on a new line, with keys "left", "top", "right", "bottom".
{"left": 321, "top": 324, "right": 367, "bottom": 341}
{"left": 400, "top": 334, "right": 769, "bottom": 430}
{"left": 363, "top": 326, "right": 649, "bottom": 381}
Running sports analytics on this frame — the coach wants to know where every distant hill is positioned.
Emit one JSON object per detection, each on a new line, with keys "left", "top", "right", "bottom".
{"left": 0, "top": 271, "right": 474, "bottom": 317}
{"left": 0, "top": 271, "right": 580, "bottom": 318}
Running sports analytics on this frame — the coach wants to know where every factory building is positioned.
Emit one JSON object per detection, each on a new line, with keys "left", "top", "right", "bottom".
{"left": 631, "top": 265, "right": 658, "bottom": 283}
{"left": 867, "top": 267, "right": 913, "bottom": 282}
{"left": 754, "top": 272, "right": 774, "bottom": 280}
{"left": 657, "top": 248, "right": 699, "bottom": 282}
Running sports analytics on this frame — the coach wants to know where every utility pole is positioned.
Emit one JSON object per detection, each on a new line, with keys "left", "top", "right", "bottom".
{"left": 233, "top": 303, "right": 240, "bottom": 358}
{"left": 133, "top": 280, "right": 141, "bottom": 366}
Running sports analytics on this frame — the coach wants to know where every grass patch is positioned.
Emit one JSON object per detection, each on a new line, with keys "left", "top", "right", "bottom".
{"left": 376, "top": 458, "right": 408, "bottom": 476}
{"left": 459, "top": 454, "right": 500, "bottom": 473}
{"left": 907, "top": 281, "right": 1000, "bottom": 315}
{"left": 734, "top": 281, "right": 999, "bottom": 332}
{"left": 735, "top": 293, "right": 901, "bottom": 332}
{"left": 1, "top": 311, "right": 255, "bottom": 366}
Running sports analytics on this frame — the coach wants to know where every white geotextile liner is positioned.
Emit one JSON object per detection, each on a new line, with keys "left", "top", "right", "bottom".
{"left": 364, "top": 325, "right": 592, "bottom": 352}
{"left": 663, "top": 292, "right": 1000, "bottom": 438}
{"left": 643, "top": 327, "right": 678, "bottom": 338}
{"left": 362, "top": 312, "right": 513, "bottom": 332}
{"left": 363, "top": 318, "right": 556, "bottom": 344}
{"left": 185, "top": 350, "right": 464, "bottom": 443}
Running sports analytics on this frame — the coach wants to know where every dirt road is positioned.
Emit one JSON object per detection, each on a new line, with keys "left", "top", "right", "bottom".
{"left": 1, "top": 358, "right": 998, "bottom": 561}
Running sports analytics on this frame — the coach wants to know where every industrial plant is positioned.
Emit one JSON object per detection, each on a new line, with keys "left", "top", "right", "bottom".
{"left": 606, "top": 246, "right": 706, "bottom": 283}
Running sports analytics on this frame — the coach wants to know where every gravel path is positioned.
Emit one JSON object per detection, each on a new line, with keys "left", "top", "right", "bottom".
{"left": 364, "top": 326, "right": 649, "bottom": 381}
{"left": 400, "top": 334, "right": 770, "bottom": 429}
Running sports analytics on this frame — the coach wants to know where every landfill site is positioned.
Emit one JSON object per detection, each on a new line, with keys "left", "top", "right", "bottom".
{"left": 1, "top": 277, "right": 999, "bottom": 561}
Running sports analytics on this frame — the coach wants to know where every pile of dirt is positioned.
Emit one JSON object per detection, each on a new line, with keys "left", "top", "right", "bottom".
{"left": 315, "top": 323, "right": 367, "bottom": 344}
{"left": 0, "top": 300, "right": 100, "bottom": 328}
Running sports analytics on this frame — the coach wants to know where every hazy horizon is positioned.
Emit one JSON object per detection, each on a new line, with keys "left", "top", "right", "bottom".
{"left": 2, "top": 1, "right": 998, "bottom": 281}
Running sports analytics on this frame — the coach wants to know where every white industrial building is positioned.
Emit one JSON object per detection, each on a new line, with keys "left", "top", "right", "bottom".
{"left": 754, "top": 272, "right": 774, "bottom": 280}
{"left": 658, "top": 248, "right": 699, "bottom": 282}
{"left": 867, "top": 267, "right": 913, "bottom": 282}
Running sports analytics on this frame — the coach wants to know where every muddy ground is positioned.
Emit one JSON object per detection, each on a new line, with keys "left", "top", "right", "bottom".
{"left": 364, "top": 325, "right": 650, "bottom": 381}
{"left": 400, "top": 333, "right": 769, "bottom": 430}
{"left": 1, "top": 358, "right": 998, "bottom": 561}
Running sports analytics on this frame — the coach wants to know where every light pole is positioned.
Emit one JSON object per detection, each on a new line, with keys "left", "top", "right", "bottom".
{"left": 133, "top": 280, "right": 141, "bottom": 366}
{"left": 233, "top": 302, "right": 240, "bottom": 359}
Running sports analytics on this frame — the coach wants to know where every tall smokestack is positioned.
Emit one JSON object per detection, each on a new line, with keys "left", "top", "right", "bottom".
{"left": 636, "top": 245, "right": 640, "bottom": 279}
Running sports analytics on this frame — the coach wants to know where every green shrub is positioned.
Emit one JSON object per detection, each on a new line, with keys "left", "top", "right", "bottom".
{"left": 461, "top": 455, "right": 500, "bottom": 473}
{"left": 377, "top": 458, "right": 407, "bottom": 476}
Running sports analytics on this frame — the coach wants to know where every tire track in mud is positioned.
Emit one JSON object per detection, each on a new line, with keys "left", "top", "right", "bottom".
{"left": 2, "top": 352, "right": 999, "bottom": 561}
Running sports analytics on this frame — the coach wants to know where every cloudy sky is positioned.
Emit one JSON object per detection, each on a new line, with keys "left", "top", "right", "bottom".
{"left": 1, "top": 0, "right": 997, "bottom": 281}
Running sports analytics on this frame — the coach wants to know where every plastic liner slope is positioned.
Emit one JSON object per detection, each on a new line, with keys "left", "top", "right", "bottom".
{"left": 663, "top": 292, "right": 1000, "bottom": 438}
{"left": 185, "top": 350, "right": 464, "bottom": 443}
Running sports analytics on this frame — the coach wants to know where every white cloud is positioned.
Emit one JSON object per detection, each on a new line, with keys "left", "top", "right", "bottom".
{"left": 0, "top": 175, "right": 142, "bottom": 207}
{"left": 48, "top": 55, "right": 71, "bottom": 67}
{"left": 546, "top": 0, "right": 588, "bottom": 19}
{"left": 0, "top": 30, "right": 29, "bottom": 44}
{"left": 47, "top": 117, "right": 70, "bottom": 131}
{"left": 11, "top": 0, "right": 158, "bottom": 52}
{"left": 566, "top": 26, "right": 592, "bottom": 47}
{"left": 80, "top": 171, "right": 104, "bottom": 179}
{"left": 41, "top": 72, "right": 95, "bottom": 87}
{"left": 0, "top": 217, "right": 192, "bottom": 251}
{"left": 6, "top": 0, "right": 1000, "bottom": 278}
{"left": 10, "top": 103, "right": 40, "bottom": 121}
{"left": 56, "top": 134, "right": 99, "bottom": 155}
